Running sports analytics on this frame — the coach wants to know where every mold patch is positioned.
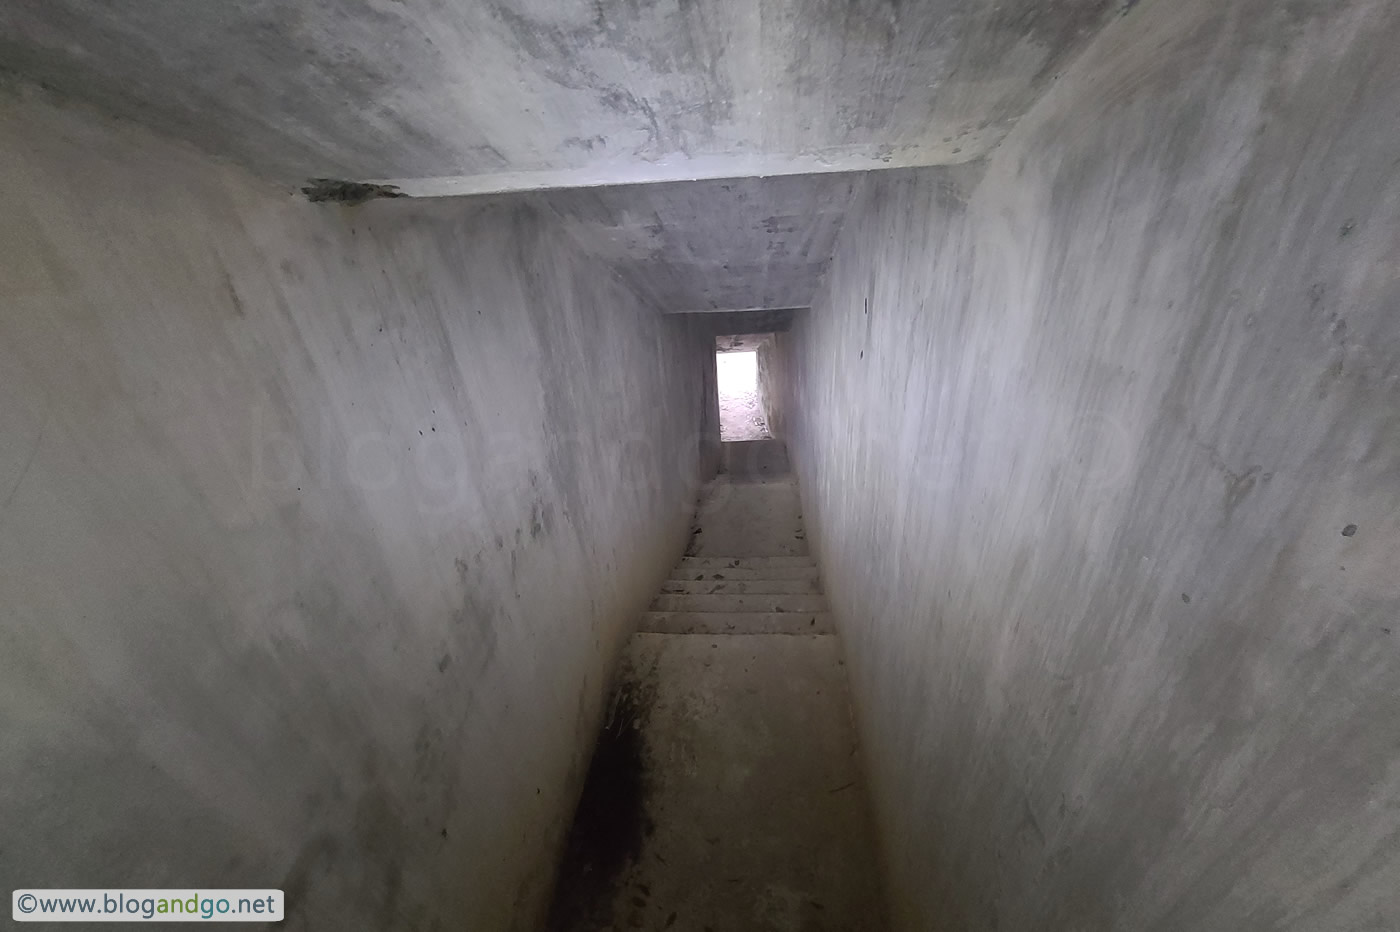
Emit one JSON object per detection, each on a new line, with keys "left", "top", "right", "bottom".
{"left": 545, "top": 679, "right": 656, "bottom": 931}
{"left": 300, "top": 178, "right": 406, "bottom": 205}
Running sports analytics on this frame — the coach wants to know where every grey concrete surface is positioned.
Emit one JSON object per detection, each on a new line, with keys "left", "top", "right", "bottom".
{"left": 637, "top": 612, "right": 834, "bottom": 636}
{"left": 680, "top": 308, "right": 802, "bottom": 328}
{"left": 679, "top": 556, "right": 818, "bottom": 570}
{"left": 0, "top": 0, "right": 1118, "bottom": 193}
{"left": 602, "top": 633, "right": 883, "bottom": 930}
{"left": 676, "top": 308, "right": 801, "bottom": 340}
{"left": 774, "top": 0, "right": 1400, "bottom": 928}
{"left": 4, "top": 0, "right": 1400, "bottom": 928}
{"left": 756, "top": 333, "right": 794, "bottom": 442}
{"left": 651, "top": 593, "right": 829, "bottom": 613}
{"left": 673, "top": 564, "right": 822, "bottom": 581}
{"left": 658, "top": 578, "right": 824, "bottom": 595}
{"left": 0, "top": 88, "right": 715, "bottom": 931}
{"left": 686, "top": 476, "right": 808, "bottom": 556}
{"left": 544, "top": 175, "right": 856, "bottom": 312}
{"left": 720, "top": 439, "right": 794, "bottom": 478}
{"left": 551, "top": 452, "right": 883, "bottom": 930}
{"left": 716, "top": 333, "right": 776, "bottom": 353}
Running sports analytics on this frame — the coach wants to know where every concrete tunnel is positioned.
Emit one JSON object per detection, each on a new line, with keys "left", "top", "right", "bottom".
{"left": 1, "top": 0, "right": 1398, "bottom": 928}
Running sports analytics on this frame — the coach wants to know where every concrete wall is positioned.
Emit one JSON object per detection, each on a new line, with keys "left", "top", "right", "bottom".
{"left": 0, "top": 88, "right": 712, "bottom": 930}
{"left": 755, "top": 333, "right": 794, "bottom": 443}
{"left": 778, "top": 0, "right": 1400, "bottom": 928}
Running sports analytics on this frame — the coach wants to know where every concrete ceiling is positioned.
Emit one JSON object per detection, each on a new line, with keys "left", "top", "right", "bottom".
{"left": 684, "top": 308, "right": 803, "bottom": 336}
{"left": 716, "top": 334, "right": 776, "bottom": 353}
{"left": 0, "top": 0, "right": 1116, "bottom": 195}
{"left": 1, "top": 0, "right": 1115, "bottom": 314}
{"left": 539, "top": 174, "right": 858, "bottom": 311}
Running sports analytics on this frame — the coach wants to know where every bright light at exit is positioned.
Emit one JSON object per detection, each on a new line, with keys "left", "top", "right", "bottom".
{"left": 717, "top": 351, "right": 770, "bottom": 441}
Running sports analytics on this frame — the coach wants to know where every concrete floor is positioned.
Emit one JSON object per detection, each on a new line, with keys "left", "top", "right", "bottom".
{"left": 549, "top": 441, "right": 886, "bottom": 931}
{"left": 688, "top": 480, "right": 808, "bottom": 558}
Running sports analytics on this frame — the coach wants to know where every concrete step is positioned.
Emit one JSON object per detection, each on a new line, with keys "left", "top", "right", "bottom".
{"left": 639, "top": 611, "right": 833, "bottom": 635}
{"left": 650, "top": 593, "right": 829, "bottom": 613}
{"left": 595, "top": 632, "right": 883, "bottom": 929}
{"left": 678, "top": 555, "right": 815, "bottom": 571}
{"left": 659, "top": 578, "right": 822, "bottom": 595}
{"left": 719, "top": 438, "right": 791, "bottom": 478}
{"left": 677, "top": 565, "right": 820, "bottom": 581}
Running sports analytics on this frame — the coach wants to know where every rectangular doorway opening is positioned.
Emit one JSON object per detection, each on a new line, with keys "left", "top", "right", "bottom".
{"left": 717, "top": 335, "right": 772, "bottom": 441}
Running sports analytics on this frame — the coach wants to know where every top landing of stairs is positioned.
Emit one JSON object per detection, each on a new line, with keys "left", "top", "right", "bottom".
{"left": 719, "top": 438, "right": 790, "bottom": 478}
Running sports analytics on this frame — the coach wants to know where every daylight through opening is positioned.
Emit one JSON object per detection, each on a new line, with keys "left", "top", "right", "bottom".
{"left": 716, "top": 348, "right": 770, "bottom": 441}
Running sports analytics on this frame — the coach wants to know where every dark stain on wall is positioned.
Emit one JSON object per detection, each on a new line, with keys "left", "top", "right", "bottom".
{"left": 545, "top": 679, "right": 657, "bottom": 931}
{"left": 300, "top": 178, "right": 406, "bottom": 205}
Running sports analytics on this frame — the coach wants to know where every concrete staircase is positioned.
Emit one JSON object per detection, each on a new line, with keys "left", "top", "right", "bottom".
{"left": 641, "top": 555, "right": 833, "bottom": 635}
{"left": 549, "top": 442, "right": 885, "bottom": 932}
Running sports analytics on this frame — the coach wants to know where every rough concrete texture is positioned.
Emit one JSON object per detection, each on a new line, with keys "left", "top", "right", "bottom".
{"left": 670, "top": 562, "right": 821, "bottom": 582}
{"left": 716, "top": 334, "right": 773, "bottom": 353}
{"left": 773, "top": 0, "right": 1400, "bottom": 928}
{"left": 720, "top": 439, "right": 794, "bottom": 478}
{"left": 638, "top": 611, "right": 834, "bottom": 636}
{"left": 550, "top": 452, "right": 884, "bottom": 930}
{"left": 546, "top": 175, "right": 856, "bottom": 312}
{"left": 676, "top": 308, "right": 801, "bottom": 335}
{"left": 5, "top": 0, "right": 1400, "bottom": 928}
{"left": 0, "top": 0, "right": 1118, "bottom": 193}
{"left": 679, "top": 557, "right": 818, "bottom": 570}
{"left": 687, "top": 479, "right": 807, "bottom": 557}
{"left": 0, "top": 88, "right": 716, "bottom": 930}
{"left": 756, "top": 334, "right": 794, "bottom": 443}
{"left": 661, "top": 577, "right": 823, "bottom": 595}
{"left": 600, "top": 633, "right": 880, "bottom": 928}
{"left": 651, "top": 593, "right": 828, "bottom": 612}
